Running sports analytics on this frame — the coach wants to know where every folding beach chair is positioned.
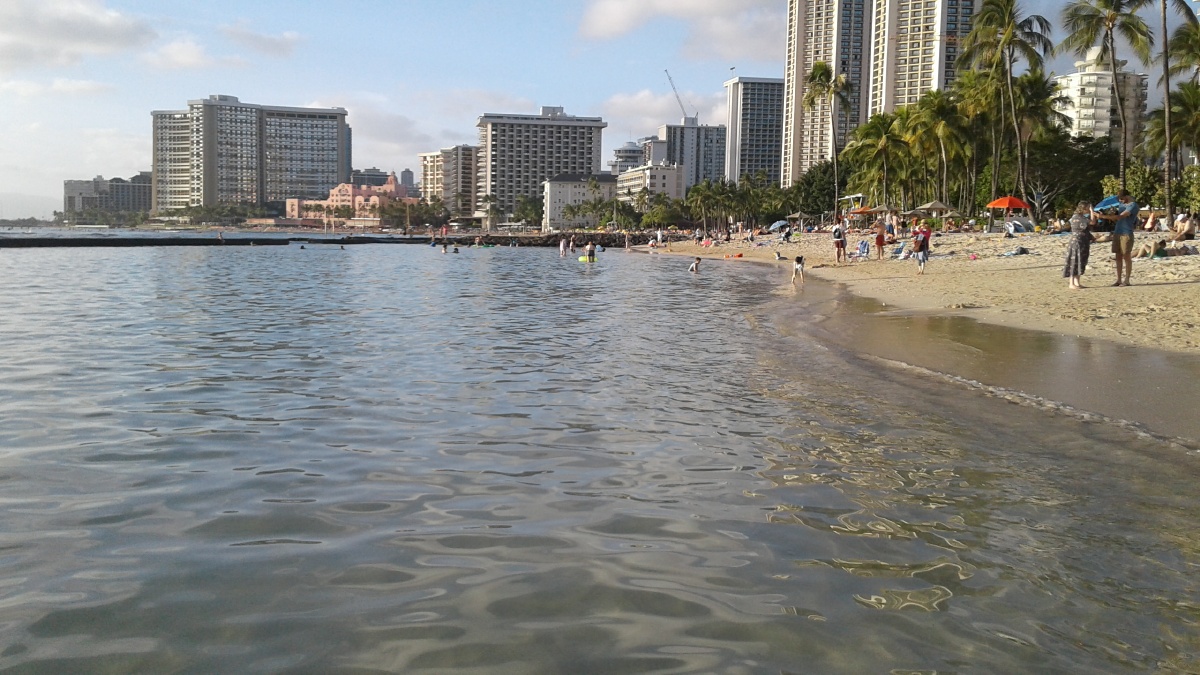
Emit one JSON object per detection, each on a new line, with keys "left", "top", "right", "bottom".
{"left": 890, "top": 241, "right": 907, "bottom": 259}
{"left": 848, "top": 239, "right": 870, "bottom": 262}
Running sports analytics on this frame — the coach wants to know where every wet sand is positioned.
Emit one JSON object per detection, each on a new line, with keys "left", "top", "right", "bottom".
{"left": 654, "top": 232, "right": 1200, "bottom": 444}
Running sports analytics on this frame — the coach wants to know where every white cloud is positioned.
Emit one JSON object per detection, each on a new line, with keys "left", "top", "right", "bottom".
{"left": 220, "top": 21, "right": 302, "bottom": 57}
{"left": 579, "top": 0, "right": 784, "bottom": 61}
{"left": 0, "top": 77, "right": 112, "bottom": 98}
{"left": 600, "top": 88, "right": 726, "bottom": 141}
{"left": 141, "top": 36, "right": 243, "bottom": 70}
{"left": 0, "top": 0, "right": 155, "bottom": 72}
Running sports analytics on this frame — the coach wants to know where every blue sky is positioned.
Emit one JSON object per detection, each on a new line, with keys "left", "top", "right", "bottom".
{"left": 0, "top": 0, "right": 1177, "bottom": 218}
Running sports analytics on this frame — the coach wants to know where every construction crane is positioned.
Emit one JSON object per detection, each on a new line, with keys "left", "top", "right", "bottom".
{"left": 664, "top": 69, "right": 697, "bottom": 123}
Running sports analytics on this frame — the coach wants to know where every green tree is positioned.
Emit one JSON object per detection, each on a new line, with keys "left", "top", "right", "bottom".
{"left": 1060, "top": 0, "right": 1154, "bottom": 188}
{"left": 842, "top": 113, "right": 908, "bottom": 206}
{"left": 802, "top": 61, "right": 852, "bottom": 217}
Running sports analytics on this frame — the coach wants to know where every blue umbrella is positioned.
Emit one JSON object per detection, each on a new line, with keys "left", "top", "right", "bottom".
{"left": 1094, "top": 195, "right": 1119, "bottom": 210}
{"left": 768, "top": 220, "right": 788, "bottom": 231}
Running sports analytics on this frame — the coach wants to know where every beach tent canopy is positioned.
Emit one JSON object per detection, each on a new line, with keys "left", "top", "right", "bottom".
{"left": 942, "top": 210, "right": 965, "bottom": 218}
{"left": 867, "top": 204, "right": 895, "bottom": 213}
{"left": 787, "top": 211, "right": 814, "bottom": 220}
{"left": 901, "top": 209, "right": 930, "bottom": 217}
{"left": 768, "top": 220, "right": 788, "bottom": 231}
{"left": 916, "top": 200, "right": 952, "bottom": 212}
{"left": 986, "top": 196, "right": 1030, "bottom": 210}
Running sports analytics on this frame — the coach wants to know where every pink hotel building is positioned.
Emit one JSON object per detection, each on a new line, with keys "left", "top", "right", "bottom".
{"left": 285, "top": 172, "right": 416, "bottom": 226}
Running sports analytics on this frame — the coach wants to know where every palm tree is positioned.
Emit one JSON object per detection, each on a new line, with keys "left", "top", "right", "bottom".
{"left": 960, "top": 0, "right": 1053, "bottom": 204}
{"left": 1168, "top": 20, "right": 1200, "bottom": 83}
{"left": 803, "top": 61, "right": 852, "bottom": 217}
{"left": 914, "top": 90, "right": 967, "bottom": 205}
{"left": 1157, "top": 2, "right": 1198, "bottom": 226}
{"left": 842, "top": 113, "right": 908, "bottom": 206}
{"left": 953, "top": 69, "right": 1001, "bottom": 207}
{"left": 1060, "top": 0, "right": 1154, "bottom": 189}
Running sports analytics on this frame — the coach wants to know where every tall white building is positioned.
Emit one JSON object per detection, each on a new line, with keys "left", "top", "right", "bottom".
{"left": 151, "top": 94, "right": 350, "bottom": 212}
{"left": 419, "top": 145, "right": 479, "bottom": 219}
{"left": 657, "top": 118, "right": 726, "bottom": 190}
{"left": 476, "top": 106, "right": 606, "bottom": 221}
{"left": 724, "top": 76, "right": 784, "bottom": 185}
{"left": 782, "top": 0, "right": 980, "bottom": 187}
{"left": 866, "top": 0, "right": 977, "bottom": 114}
{"left": 782, "top": 0, "right": 870, "bottom": 186}
{"left": 1054, "top": 47, "right": 1148, "bottom": 155}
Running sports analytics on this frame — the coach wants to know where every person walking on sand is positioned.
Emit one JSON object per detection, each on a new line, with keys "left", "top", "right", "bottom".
{"left": 912, "top": 220, "right": 932, "bottom": 275}
{"left": 791, "top": 255, "right": 805, "bottom": 285}
{"left": 832, "top": 220, "right": 846, "bottom": 263}
{"left": 1063, "top": 201, "right": 1095, "bottom": 289}
{"left": 688, "top": 257, "right": 700, "bottom": 274}
{"left": 1094, "top": 189, "right": 1138, "bottom": 286}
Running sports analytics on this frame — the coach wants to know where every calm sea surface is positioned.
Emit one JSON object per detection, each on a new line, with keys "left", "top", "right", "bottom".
{"left": 1, "top": 243, "right": 1198, "bottom": 674}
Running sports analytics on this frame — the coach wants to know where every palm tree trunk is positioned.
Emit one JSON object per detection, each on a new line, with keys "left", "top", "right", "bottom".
{"left": 1005, "top": 52, "right": 1028, "bottom": 203}
{"left": 940, "top": 139, "right": 949, "bottom": 204}
{"left": 1109, "top": 33, "right": 1129, "bottom": 189}
{"left": 1161, "top": 0, "right": 1174, "bottom": 223}
{"left": 829, "top": 100, "right": 840, "bottom": 218}
{"left": 990, "top": 122, "right": 1001, "bottom": 201}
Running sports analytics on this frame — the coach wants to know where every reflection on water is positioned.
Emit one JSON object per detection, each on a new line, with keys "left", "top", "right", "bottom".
{"left": 0, "top": 245, "right": 1198, "bottom": 673}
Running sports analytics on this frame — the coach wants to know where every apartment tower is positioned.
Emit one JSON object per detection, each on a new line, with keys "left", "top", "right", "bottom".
{"left": 866, "top": 0, "right": 978, "bottom": 115}
{"left": 782, "top": 0, "right": 870, "bottom": 186}
{"left": 1054, "top": 47, "right": 1148, "bottom": 156}
{"left": 724, "top": 76, "right": 785, "bottom": 185}
{"left": 657, "top": 117, "right": 726, "bottom": 190}
{"left": 419, "top": 145, "right": 480, "bottom": 220}
{"left": 151, "top": 94, "right": 350, "bottom": 212}
{"left": 475, "top": 106, "right": 606, "bottom": 221}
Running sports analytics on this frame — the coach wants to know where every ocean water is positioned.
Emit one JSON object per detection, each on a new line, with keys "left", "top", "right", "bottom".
{"left": 0, "top": 243, "right": 1197, "bottom": 674}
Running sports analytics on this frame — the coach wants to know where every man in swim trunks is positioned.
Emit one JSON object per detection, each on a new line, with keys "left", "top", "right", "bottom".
{"left": 1094, "top": 189, "right": 1138, "bottom": 286}
{"left": 875, "top": 217, "right": 888, "bottom": 259}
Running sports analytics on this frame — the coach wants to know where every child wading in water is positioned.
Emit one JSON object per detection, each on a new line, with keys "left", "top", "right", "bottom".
{"left": 688, "top": 257, "right": 700, "bottom": 274}
{"left": 791, "top": 256, "right": 805, "bottom": 285}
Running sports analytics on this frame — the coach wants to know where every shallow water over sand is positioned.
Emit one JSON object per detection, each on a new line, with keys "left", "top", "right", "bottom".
{"left": 0, "top": 244, "right": 1198, "bottom": 673}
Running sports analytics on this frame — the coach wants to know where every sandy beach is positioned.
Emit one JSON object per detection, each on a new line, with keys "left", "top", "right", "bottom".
{"left": 661, "top": 230, "right": 1200, "bottom": 355}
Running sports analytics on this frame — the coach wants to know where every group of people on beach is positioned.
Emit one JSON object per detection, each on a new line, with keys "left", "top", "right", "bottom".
{"left": 1063, "top": 189, "right": 1138, "bottom": 289}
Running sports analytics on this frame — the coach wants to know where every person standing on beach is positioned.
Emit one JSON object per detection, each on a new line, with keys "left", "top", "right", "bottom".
{"left": 832, "top": 221, "right": 846, "bottom": 263}
{"left": 1094, "top": 188, "right": 1138, "bottom": 286}
{"left": 874, "top": 219, "right": 886, "bottom": 259}
{"left": 1063, "top": 201, "right": 1095, "bottom": 289}
{"left": 791, "top": 256, "right": 805, "bottom": 285}
{"left": 912, "top": 220, "right": 932, "bottom": 275}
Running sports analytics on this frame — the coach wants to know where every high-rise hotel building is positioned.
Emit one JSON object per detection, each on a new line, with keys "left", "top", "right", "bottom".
{"left": 782, "top": 0, "right": 979, "bottom": 186}
{"left": 151, "top": 94, "right": 351, "bottom": 212}
{"left": 724, "top": 76, "right": 784, "bottom": 185}
{"left": 476, "top": 106, "right": 606, "bottom": 220}
{"left": 419, "top": 144, "right": 480, "bottom": 220}
{"left": 866, "top": 0, "right": 976, "bottom": 114}
{"left": 782, "top": 0, "right": 870, "bottom": 186}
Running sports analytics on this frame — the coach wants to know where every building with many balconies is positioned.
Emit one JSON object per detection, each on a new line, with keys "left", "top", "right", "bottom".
{"left": 476, "top": 107, "right": 606, "bottom": 223}
{"left": 724, "top": 76, "right": 784, "bottom": 185}
{"left": 64, "top": 172, "right": 152, "bottom": 215}
{"left": 542, "top": 173, "right": 617, "bottom": 232}
{"left": 419, "top": 145, "right": 479, "bottom": 220}
{"left": 1054, "top": 47, "right": 1148, "bottom": 156}
{"left": 151, "top": 94, "right": 351, "bottom": 213}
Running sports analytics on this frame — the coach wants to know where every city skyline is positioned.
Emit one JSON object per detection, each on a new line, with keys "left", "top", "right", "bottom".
{"left": 0, "top": 0, "right": 1153, "bottom": 218}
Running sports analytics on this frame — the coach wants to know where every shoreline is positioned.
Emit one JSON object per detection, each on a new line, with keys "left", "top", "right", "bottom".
{"left": 657, "top": 231, "right": 1200, "bottom": 355}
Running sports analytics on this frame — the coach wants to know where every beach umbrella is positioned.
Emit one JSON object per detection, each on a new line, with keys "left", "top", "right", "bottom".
{"left": 986, "top": 196, "right": 1030, "bottom": 210}
{"left": 849, "top": 206, "right": 874, "bottom": 215}
{"left": 867, "top": 204, "right": 894, "bottom": 213}
{"left": 942, "top": 210, "right": 965, "bottom": 218}
{"left": 768, "top": 220, "right": 788, "bottom": 231}
{"left": 916, "top": 200, "right": 952, "bottom": 213}
{"left": 1094, "top": 195, "right": 1120, "bottom": 210}
{"left": 788, "top": 211, "right": 813, "bottom": 220}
